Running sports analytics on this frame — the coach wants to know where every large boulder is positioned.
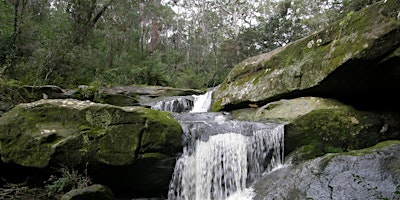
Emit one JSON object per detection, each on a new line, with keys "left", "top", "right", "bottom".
{"left": 232, "top": 97, "right": 400, "bottom": 160}
{"left": 0, "top": 99, "right": 183, "bottom": 197}
{"left": 211, "top": 0, "right": 400, "bottom": 112}
{"left": 252, "top": 140, "right": 400, "bottom": 200}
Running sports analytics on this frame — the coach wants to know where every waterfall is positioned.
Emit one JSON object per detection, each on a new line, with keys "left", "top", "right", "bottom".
{"left": 149, "top": 88, "right": 285, "bottom": 200}
{"left": 167, "top": 113, "right": 284, "bottom": 200}
{"left": 151, "top": 96, "right": 194, "bottom": 113}
{"left": 150, "top": 88, "right": 214, "bottom": 113}
{"left": 171, "top": 133, "right": 248, "bottom": 200}
{"left": 190, "top": 89, "right": 214, "bottom": 113}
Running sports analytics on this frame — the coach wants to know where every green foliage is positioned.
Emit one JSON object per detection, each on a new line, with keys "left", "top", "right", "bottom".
{"left": 45, "top": 166, "right": 92, "bottom": 198}
{"left": 172, "top": 67, "right": 206, "bottom": 89}
{"left": 0, "top": 0, "right": 381, "bottom": 89}
{"left": 0, "top": 0, "right": 15, "bottom": 72}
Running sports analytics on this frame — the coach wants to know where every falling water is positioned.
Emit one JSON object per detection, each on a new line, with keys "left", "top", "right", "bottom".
{"left": 167, "top": 113, "right": 284, "bottom": 200}
{"left": 149, "top": 88, "right": 285, "bottom": 200}
{"left": 150, "top": 88, "right": 214, "bottom": 113}
{"left": 190, "top": 89, "right": 214, "bottom": 113}
{"left": 151, "top": 96, "right": 194, "bottom": 113}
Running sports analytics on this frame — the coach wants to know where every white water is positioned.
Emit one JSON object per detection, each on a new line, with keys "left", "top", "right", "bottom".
{"left": 168, "top": 125, "right": 284, "bottom": 200}
{"left": 174, "top": 133, "right": 248, "bottom": 200}
{"left": 151, "top": 97, "right": 193, "bottom": 113}
{"left": 190, "top": 90, "right": 214, "bottom": 113}
{"left": 165, "top": 88, "right": 285, "bottom": 200}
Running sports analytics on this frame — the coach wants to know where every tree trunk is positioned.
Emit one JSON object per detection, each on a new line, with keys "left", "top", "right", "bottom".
{"left": 12, "top": 0, "right": 19, "bottom": 47}
{"left": 149, "top": 18, "right": 159, "bottom": 54}
{"left": 149, "top": 0, "right": 161, "bottom": 54}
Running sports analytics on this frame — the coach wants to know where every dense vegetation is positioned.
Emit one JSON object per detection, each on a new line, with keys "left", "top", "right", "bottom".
{"left": 0, "top": 0, "right": 378, "bottom": 89}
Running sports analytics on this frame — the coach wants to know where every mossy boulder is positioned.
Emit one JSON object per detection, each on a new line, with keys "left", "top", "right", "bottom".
{"left": 211, "top": 0, "right": 400, "bottom": 112}
{"left": 0, "top": 99, "right": 183, "bottom": 197}
{"left": 231, "top": 97, "right": 400, "bottom": 160}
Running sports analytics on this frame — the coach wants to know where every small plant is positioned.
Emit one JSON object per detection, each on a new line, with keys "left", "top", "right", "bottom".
{"left": 45, "top": 165, "right": 92, "bottom": 199}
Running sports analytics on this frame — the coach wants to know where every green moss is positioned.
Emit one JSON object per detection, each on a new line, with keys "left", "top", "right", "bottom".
{"left": 1, "top": 99, "right": 183, "bottom": 170}
{"left": 324, "top": 145, "right": 344, "bottom": 153}
{"left": 97, "top": 126, "right": 139, "bottom": 165}
{"left": 344, "top": 140, "right": 400, "bottom": 156}
{"left": 79, "top": 125, "right": 107, "bottom": 139}
{"left": 284, "top": 106, "right": 386, "bottom": 161}
{"left": 251, "top": 69, "right": 267, "bottom": 86}
{"left": 287, "top": 144, "right": 322, "bottom": 163}
{"left": 288, "top": 109, "right": 360, "bottom": 147}
{"left": 318, "top": 140, "right": 400, "bottom": 171}
{"left": 141, "top": 108, "right": 182, "bottom": 147}
{"left": 141, "top": 152, "right": 169, "bottom": 159}
{"left": 211, "top": 97, "right": 224, "bottom": 112}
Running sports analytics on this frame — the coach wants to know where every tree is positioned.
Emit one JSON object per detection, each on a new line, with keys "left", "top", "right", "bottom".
{"left": 65, "top": 0, "right": 114, "bottom": 44}
{"left": 0, "top": 0, "right": 14, "bottom": 72}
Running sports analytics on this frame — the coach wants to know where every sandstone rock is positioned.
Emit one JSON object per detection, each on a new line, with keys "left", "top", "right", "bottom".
{"left": 212, "top": 0, "right": 400, "bottom": 112}
{"left": 0, "top": 99, "right": 182, "bottom": 197}
{"left": 252, "top": 141, "right": 400, "bottom": 200}
{"left": 232, "top": 97, "right": 400, "bottom": 160}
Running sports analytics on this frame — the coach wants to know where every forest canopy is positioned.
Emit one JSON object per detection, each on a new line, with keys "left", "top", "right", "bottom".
{"left": 0, "top": 0, "right": 379, "bottom": 89}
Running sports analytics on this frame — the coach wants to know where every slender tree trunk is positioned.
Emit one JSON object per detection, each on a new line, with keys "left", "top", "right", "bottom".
{"left": 232, "top": 0, "right": 241, "bottom": 64}
{"left": 12, "top": 0, "right": 19, "bottom": 47}
{"left": 149, "top": 18, "right": 159, "bottom": 54}
{"left": 139, "top": 1, "right": 145, "bottom": 56}
{"left": 149, "top": 0, "right": 161, "bottom": 54}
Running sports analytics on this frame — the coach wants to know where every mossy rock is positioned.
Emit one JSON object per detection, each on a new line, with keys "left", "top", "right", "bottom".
{"left": 232, "top": 97, "right": 400, "bottom": 160}
{"left": 212, "top": 0, "right": 400, "bottom": 111}
{"left": 0, "top": 99, "right": 183, "bottom": 197}
{"left": 0, "top": 99, "right": 182, "bottom": 167}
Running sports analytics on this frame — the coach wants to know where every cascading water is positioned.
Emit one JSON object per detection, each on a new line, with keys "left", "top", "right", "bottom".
{"left": 151, "top": 96, "right": 194, "bottom": 113}
{"left": 168, "top": 113, "right": 284, "bottom": 200}
{"left": 190, "top": 89, "right": 214, "bottom": 113}
{"left": 150, "top": 89, "right": 285, "bottom": 200}
{"left": 150, "top": 89, "right": 214, "bottom": 113}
